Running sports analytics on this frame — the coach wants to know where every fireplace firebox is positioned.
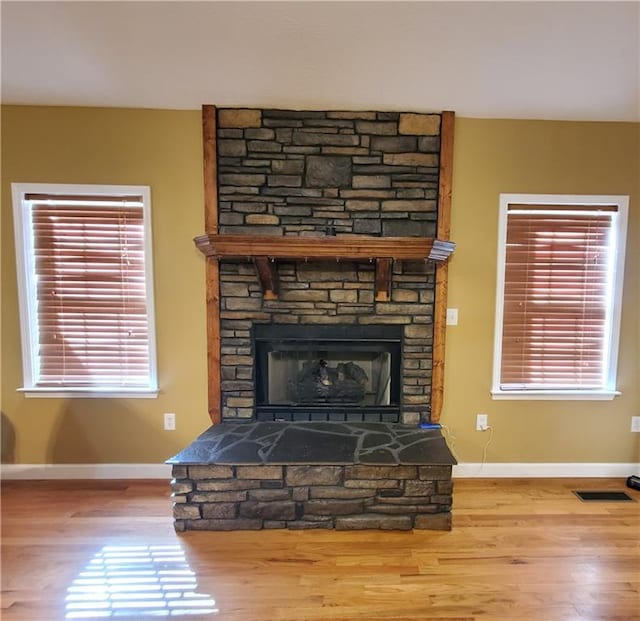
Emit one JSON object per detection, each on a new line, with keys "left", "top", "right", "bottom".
{"left": 254, "top": 324, "right": 402, "bottom": 422}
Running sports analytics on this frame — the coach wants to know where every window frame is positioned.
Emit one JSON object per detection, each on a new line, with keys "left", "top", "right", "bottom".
{"left": 491, "top": 193, "right": 628, "bottom": 401}
{"left": 12, "top": 183, "right": 159, "bottom": 398}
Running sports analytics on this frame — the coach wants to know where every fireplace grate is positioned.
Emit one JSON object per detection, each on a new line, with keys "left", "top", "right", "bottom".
{"left": 573, "top": 491, "right": 634, "bottom": 502}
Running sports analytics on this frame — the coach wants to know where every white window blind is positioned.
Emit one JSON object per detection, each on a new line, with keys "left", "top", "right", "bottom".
{"left": 493, "top": 195, "right": 628, "bottom": 399}
{"left": 12, "top": 184, "right": 157, "bottom": 395}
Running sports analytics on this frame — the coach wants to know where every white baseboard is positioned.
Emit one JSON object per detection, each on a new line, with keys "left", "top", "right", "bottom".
{"left": 453, "top": 462, "right": 639, "bottom": 478}
{"left": 1, "top": 463, "right": 172, "bottom": 480}
{"left": 1, "top": 462, "right": 637, "bottom": 480}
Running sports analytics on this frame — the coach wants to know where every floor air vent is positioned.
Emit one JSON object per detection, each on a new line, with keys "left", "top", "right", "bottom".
{"left": 573, "top": 491, "right": 634, "bottom": 502}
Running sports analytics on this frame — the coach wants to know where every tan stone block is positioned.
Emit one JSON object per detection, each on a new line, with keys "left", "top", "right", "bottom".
{"left": 189, "top": 465, "right": 234, "bottom": 479}
{"left": 245, "top": 214, "right": 280, "bottom": 225}
{"left": 218, "top": 109, "right": 262, "bottom": 128}
{"left": 226, "top": 397, "right": 254, "bottom": 408}
{"left": 345, "top": 465, "right": 417, "bottom": 479}
{"left": 398, "top": 113, "right": 440, "bottom": 136}
{"left": 236, "top": 465, "right": 283, "bottom": 479}
{"left": 392, "top": 289, "right": 419, "bottom": 303}
{"left": 383, "top": 153, "right": 439, "bottom": 167}
{"left": 330, "top": 290, "right": 358, "bottom": 303}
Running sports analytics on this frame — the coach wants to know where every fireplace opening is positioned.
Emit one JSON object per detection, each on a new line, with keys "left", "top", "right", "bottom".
{"left": 254, "top": 324, "right": 403, "bottom": 422}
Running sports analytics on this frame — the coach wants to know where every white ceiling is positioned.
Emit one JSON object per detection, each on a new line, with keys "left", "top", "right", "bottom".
{"left": 2, "top": 1, "right": 639, "bottom": 121}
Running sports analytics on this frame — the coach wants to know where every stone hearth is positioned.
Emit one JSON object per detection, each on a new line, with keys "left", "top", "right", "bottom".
{"left": 168, "top": 422, "right": 456, "bottom": 531}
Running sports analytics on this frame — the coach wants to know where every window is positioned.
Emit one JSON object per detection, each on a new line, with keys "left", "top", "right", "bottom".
{"left": 12, "top": 184, "right": 158, "bottom": 397}
{"left": 492, "top": 194, "right": 628, "bottom": 400}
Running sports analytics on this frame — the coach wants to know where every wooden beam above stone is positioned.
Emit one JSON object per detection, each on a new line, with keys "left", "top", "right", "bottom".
{"left": 194, "top": 234, "right": 454, "bottom": 263}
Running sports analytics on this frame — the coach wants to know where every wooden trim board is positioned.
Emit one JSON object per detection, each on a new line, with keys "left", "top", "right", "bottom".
{"left": 430, "top": 111, "right": 455, "bottom": 424}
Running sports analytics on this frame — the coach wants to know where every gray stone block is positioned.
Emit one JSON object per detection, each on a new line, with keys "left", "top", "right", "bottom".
{"left": 335, "top": 514, "right": 412, "bottom": 530}
{"left": 247, "top": 140, "right": 282, "bottom": 152}
{"left": 185, "top": 519, "right": 262, "bottom": 531}
{"left": 382, "top": 220, "right": 433, "bottom": 237}
{"left": 304, "top": 499, "right": 364, "bottom": 516}
{"left": 419, "top": 466, "right": 452, "bottom": 481}
{"left": 292, "top": 487, "right": 309, "bottom": 501}
{"left": 268, "top": 175, "right": 302, "bottom": 187}
{"left": 239, "top": 500, "right": 296, "bottom": 520}
{"left": 353, "top": 219, "right": 381, "bottom": 235}
{"left": 272, "top": 159, "right": 305, "bottom": 174}
{"left": 355, "top": 121, "right": 398, "bottom": 135}
{"left": 248, "top": 489, "right": 291, "bottom": 501}
{"left": 287, "top": 520, "right": 333, "bottom": 530}
{"left": 218, "top": 173, "right": 267, "bottom": 187}
{"left": 305, "top": 155, "right": 352, "bottom": 188}
{"left": 310, "top": 486, "right": 374, "bottom": 499}
{"left": 244, "top": 128, "right": 275, "bottom": 140}
{"left": 413, "top": 512, "right": 452, "bottom": 531}
{"left": 370, "top": 136, "right": 417, "bottom": 152}
{"left": 404, "top": 480, "right": 436, "bottom": 496}
{"left": 196, "top": 479, "right": 262, "bottom": 491}
{"left": 201, "top": 503, "right": 237, "bottom": 519}
{"left": 171, "top": 480, "right": 193, "bottom": 494}
{"left": 293, "top": 132, "right": 359, "bottom": 146}
{"left": 171, "top": 466, "right": 188, "bottom": 479}
{"left": 173, "top": 504, "right": 201, "bottom": 520}
{"left": 286, "top": 466, "right": 342, "bottom": 486}
{"left": 218, "top": 140, "right": 247, "bottom": 157}
{"left": 190, "top": 491, "right": 247, "bottom": 502}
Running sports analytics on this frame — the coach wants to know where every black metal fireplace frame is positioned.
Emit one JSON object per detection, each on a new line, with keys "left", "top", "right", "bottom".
{"left": 253, "top": 324, "right": 403, "bottom": 422}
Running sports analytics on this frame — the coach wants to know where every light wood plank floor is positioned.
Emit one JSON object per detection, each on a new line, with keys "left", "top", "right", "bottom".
{"left": 2, "top": 478, "right": 639, "bottom": 621}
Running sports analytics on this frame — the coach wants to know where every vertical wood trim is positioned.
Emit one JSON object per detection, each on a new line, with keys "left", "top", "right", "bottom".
{"left": 431, "top": 111, "right": 455, "bottom": 423}
{"left": 203, "top": 105, "right": 218, "bottom": 232}
{"left": 203, "top": 105, "right": 221, "bottom": 424}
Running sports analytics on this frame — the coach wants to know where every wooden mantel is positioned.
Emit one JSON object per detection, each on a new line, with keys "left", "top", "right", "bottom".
{"left": 194, "top": 233, "right": 455, "bottom": 302}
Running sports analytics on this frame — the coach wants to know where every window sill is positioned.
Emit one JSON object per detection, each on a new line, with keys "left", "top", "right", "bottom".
{"left": 18, "top": 388, "right": 159, "bottom": 399}
{"left": 491, "top": 389, "right": 620, "bottom": 401}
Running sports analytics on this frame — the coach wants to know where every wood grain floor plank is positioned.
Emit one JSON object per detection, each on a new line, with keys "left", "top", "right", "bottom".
{"left": 2, "top": 478, "right": 638, "bottom": 621}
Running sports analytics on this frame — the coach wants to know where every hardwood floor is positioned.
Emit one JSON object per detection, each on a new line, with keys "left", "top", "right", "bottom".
{"left": 2, "top": 478, "right": 638, "bottom": 620}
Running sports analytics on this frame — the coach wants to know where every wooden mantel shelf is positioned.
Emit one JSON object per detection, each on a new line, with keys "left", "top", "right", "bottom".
{"left": 194, "top": 233, "right": 455, "bottom": 301}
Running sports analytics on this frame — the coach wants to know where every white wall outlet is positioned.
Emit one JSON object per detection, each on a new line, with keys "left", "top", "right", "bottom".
{"left": 164, "top": 412, "right": 176, "bottom": 431}
{"left": 446, "top": 308, "right": 459, "bottom": 325}
{"left": 631, "top": 416, "right": 640, "bottom": 432}
{"left": 476, "top": 413, "right": 488, "bottom": 431}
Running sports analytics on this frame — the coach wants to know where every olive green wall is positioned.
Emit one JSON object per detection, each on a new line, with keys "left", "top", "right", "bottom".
{"left": 1, "top": 106, "right": 638, "bottom": 464}
{"left": 444, "top": 119, "right": 639, "bottom": 463}
{"left": 1, "top": 106, "right": 208, "bottom": 463}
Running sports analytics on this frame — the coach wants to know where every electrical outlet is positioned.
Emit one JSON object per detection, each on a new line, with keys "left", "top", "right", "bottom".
{"left": 631, "top": 416, "right": 640, "bottom": 432}
{"left": 446, "top": 308, "right": 459, "bottom": 325}
{"left": 164, "top": 412, "right": 176, "bottom": 431}
{"left": 476, "top": 413, "right": 488, "bottom": 431}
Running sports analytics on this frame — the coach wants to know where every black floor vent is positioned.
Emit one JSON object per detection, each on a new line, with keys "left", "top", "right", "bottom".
{"left": 573, "top": 491, "right": 634, "bottom": 502}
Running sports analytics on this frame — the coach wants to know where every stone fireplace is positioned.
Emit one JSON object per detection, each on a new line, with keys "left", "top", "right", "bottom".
{"left": 168, "top": 106, "right": 456, "bottom": 531}
{"left": 213, "top": 107, "right": 445, "bottom": 425}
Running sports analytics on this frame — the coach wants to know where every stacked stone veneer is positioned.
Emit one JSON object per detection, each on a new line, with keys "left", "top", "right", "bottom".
{"left": 216, "top": 108, "right": 442, "bottom": 424}
{"left": 172, "top": 464, "right": 452, "bottom": 531}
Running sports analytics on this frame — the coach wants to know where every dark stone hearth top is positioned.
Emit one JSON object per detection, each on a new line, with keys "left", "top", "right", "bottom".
{"left": 167, "top": 422, "right": 456, "bottom": 466}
